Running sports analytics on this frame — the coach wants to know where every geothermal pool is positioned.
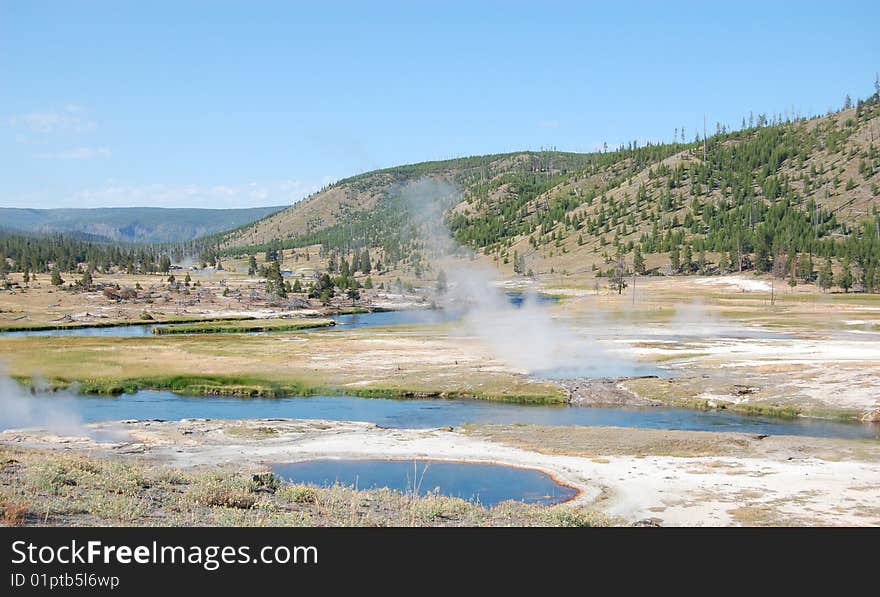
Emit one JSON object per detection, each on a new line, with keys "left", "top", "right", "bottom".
{"left": 271, "top": 459, "right": 577, "bottom": 506}
{"left": 12, "top": 390, "right": 879, "bottom": 440}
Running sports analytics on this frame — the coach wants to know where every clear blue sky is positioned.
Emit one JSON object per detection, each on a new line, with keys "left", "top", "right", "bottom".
{"left": 1, "top": 1, "right": 878, "bottom": 209}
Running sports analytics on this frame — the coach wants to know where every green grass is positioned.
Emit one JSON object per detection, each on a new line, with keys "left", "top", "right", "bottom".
{"left": 333, "top": 307, "right": 373, "bottom": 314}
{"left": 151, "top": 318, "right": 335, "bottom": 335}
{"left": 12, "top": 373, "right": 567, "bottom": 404}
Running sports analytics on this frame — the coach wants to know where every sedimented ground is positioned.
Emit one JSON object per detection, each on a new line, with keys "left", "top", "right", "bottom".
{"left": 2, "top": 267, "right": 879, "bottom": 526}
{"left": 3, "top": 272, "right": 880, "bottom": 417}
{"left": 2, "top": 419, "right": 879, "bottom": 526}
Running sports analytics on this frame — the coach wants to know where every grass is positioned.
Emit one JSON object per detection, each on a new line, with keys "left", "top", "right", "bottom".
{"left": 27, "top": 374, "right": 325, "bottom": 398}
{"left": 11, "top": 371, "right": 567, "bottom": 404}
{"left": 151, "top": 318, "right": 335, "bottom": 334}
{"left": 0, "top": 331, "right": 567, "bottom": 404}
{"left": 0, "top": 445, "right": 614, "bottom": 527}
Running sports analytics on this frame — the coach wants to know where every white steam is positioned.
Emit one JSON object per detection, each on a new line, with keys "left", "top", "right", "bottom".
{"left": 0, "top": 373, "right": 88, "bottom": 436}
{"left": 398, "top": 177, "right": 646, "bottom": 377}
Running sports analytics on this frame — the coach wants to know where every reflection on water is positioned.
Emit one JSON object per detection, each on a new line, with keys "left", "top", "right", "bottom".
{"left": 271, "top": 459, "right": 577, "bottom": 506}
{"left": 0, "top": 324, "right": 159, "bottom": 337}
{"left": 330, "top": 309, "right": 460, "bottom": 329}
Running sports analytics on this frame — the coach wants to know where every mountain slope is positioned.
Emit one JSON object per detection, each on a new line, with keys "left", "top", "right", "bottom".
{"left": 215, "top": 92, "right": 880, "bottom": 289}
{"left": 0, "top": 206, "right": 285, "bottom": 244}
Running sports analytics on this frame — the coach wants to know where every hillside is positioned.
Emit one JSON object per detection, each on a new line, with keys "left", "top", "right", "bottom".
{"left": 0, "top": 206, "right": 285, "bottom": 244}
{"left": 215, "top": 91, "right": 880, "bottom": 292}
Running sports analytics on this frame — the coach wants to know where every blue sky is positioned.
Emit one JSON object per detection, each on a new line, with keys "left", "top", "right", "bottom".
{"left": 1, "top": 1, "right": 878, "bottom": 209}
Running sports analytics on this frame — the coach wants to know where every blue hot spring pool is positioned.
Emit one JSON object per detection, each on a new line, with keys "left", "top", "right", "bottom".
{"left": 271, "top": 459, "right": 577, "bottom": 506}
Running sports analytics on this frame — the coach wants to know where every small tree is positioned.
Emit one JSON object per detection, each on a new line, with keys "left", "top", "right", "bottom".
{"left": 248, "top": 255, "right": 257, "bottom": 276}
{"left": 818, "top": 258, "right": 834, "bottom": 292}
{"left": 512, "top": 251, "right": 525, "bottom": 275}
{"left": 797, "top": 255, "right": 815, "bottom": 283}
{"left": 51, "top": 268, "right": 64, "bottom": 287}
{"left": 633, "top": 246, "right": 645, "bottom": 275}
{"left": 682, "top": 244, "right": 694, "bottom": 274}
{"left": 669, "top": 246, "right": 681, "bottom": 273}
{"left": 718, "top": 252, "right": 730, "bottom": 274}
{"left": 80, "top": 268, "right": 93, "bottom": 289}
{"left": 610, "top": 258, "right": 628, "bottom": 294}
{"left": 265, "top": 260, "right": 286, "bottom": 297}
{"left": 836, "top": 260, "right": 853, "bottom": 293}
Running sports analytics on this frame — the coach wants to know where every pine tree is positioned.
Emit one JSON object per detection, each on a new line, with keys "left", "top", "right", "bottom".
{"left": 51, "top": 268, "right": 64, "bottom": 286}
{"left": 819, "top": 258, "right": 834, "bottom": 292}
{"left": 682, "top": 244, "right": 693, "bottom": 274}
{"left": 797, "top": 255, "right": 814, "bottom": 283}
{"left": 265, "top": 260, "right": 286, "bottom": 297}
{"left": 719, "top": 252, "right": 730, "bottom": 274}
{"left": 836, "top": 259, "right": 853, "bottom": 293}
{"left": 670, "top": 246, "right": 681, "bottom": 273}
{"left": 248, "top": 255, "right": 257, "bottom": 276}
{"left": 633, "top": 246, "right": 645, "bottom": 274}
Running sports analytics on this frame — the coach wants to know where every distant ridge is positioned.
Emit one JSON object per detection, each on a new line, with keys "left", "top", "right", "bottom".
{"left": 0, "top": 206, "right": 286, "bottom": 244}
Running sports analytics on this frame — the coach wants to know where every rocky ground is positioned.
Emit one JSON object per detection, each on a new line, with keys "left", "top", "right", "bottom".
{"left": 559, "top": 377, "right": 662, "bottom": 406}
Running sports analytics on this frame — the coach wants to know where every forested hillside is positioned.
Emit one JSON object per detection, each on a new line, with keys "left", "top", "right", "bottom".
{"left": 0, "top": 230, "right": 174, "bottom": 281}
{"left": 192, "top": 88, "right": 880, "bottom": 294}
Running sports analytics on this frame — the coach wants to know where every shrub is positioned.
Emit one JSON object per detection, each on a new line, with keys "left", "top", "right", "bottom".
{"left": 278, "top": 485, "right": 318, "bottom": 504}
{"left": 188, "top": 474, "right": 258, "bottom": 509}
{"left": 0, "top": 500, "right": 27, "bottom": 526}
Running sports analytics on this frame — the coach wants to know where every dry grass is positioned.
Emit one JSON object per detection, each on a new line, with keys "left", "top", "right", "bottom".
{"left": 0, "top": 499, "right": 27, "bottom": 526}
{"left": 0, "top": 327, "right": 565, "bottom": 403}
{"left": 0, "top": 445, "right": 615, "bottom": 527}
